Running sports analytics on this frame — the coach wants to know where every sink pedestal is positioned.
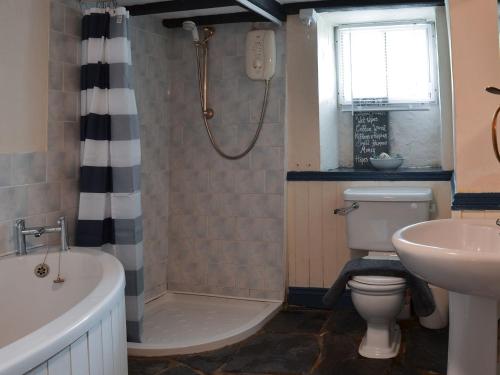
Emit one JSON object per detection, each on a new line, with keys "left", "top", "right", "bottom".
{"left": 448, "top": 292, "right": 498, "bottom": 375}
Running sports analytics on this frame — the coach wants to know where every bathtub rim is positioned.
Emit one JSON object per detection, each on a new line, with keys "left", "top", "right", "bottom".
{"left": 0, "top": 247, "right": 125, "bottom": 375}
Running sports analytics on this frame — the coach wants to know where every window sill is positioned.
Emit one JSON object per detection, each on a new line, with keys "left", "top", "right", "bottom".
{"left": 286, "top": 168, "right": 453, "bottom": 181}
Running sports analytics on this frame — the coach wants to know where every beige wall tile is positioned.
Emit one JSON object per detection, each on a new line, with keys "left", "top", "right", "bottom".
{"left": 50, "top": 0, "right": 64, "bottom": 32}
{"left": 64, "top": 6, "right": 81, "bottom": 37}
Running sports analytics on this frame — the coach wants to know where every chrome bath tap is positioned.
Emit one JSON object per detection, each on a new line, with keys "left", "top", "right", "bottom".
{"left": 15, "top": 216, "right": 69, "bottom": 255}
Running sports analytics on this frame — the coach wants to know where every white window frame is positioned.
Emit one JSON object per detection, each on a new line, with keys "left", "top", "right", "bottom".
{"left": 335, "top": 20, "right": 438, "bottom": 112}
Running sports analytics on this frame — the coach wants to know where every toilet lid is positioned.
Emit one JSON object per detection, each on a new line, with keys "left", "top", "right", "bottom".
{"left": 351, "top": 275, "right": 406, "bottom": 285}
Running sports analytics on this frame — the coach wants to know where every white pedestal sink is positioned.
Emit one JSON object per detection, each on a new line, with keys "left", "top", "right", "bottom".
{"left": 392, "top": 219, "right": 500, "bottom": 375}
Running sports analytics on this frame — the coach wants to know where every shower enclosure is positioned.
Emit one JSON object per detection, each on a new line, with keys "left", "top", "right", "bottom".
{"left": 126, "top": 18, "right": 286, "bottom": 354}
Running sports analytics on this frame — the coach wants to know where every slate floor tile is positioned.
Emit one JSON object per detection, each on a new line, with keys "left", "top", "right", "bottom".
{"left": 327, "top": 358, "right": 393, "bottom": 375}
{"left": 322, "top": 308, "right": 366, "bottom": 336}
{"left": 174, "top": 345, "right": 239, "bottom": 373}
{"left": 388, "top": 364, "right": 427, "bottom": 375}
{"left": 128, "top": 358, "right": 171, "bottom": 375}
{"left": 404, "top": 326, "right": 448, "bottom": 374}
{"left": 223, "top": 333, "right": 320, "bottom": 374}
{"left": 312, "top": 333, "right": 361, "bottom": 375}
{"left": 263, "top": 307, "right": 331, "bottom": 334}
{"left": 158, "top": 364, "right": 201, "bottom": 375}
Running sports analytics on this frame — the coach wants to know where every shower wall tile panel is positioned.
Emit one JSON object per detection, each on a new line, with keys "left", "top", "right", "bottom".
{"left": 130, "top": 16, "right": 170, "bottom": 301}
{"left": 166, "top": 23, "right": 286, "bottom": 300}
{"left": 0, "top": 0, "right": 81, "bottom": 256}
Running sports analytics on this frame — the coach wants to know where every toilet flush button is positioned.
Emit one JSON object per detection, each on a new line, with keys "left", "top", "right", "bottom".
{"left": 410, "top": 203, "right": 418, "bottom": 209}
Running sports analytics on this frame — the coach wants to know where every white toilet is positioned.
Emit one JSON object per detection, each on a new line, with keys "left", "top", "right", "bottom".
{"left": 343, "top": 187, "right": 432, "bottom": 359}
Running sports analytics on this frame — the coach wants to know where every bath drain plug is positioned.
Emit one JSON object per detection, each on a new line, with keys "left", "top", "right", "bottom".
{"left": 34, "top": 263, "right": 49, "bottom": 278}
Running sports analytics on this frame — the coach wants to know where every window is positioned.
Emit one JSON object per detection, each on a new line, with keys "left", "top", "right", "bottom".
{"left": 336, "top": 22, "right": 437, "bottom": 111}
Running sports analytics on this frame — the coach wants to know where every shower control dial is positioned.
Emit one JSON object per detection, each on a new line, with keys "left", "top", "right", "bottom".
{"left": 253, "top": 59, "right": 263, "bottom": 70}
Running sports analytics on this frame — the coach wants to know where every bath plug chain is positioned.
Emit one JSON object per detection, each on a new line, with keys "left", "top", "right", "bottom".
{"left": 53, "top": 249, "right": 65, "bottom": 284}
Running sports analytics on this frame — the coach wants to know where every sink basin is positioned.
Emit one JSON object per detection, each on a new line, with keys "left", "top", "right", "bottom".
{"left": 393, "top": 218, "right": 500, "bottom": 375}
{"left": 393, "top": 218, "right": 500, "bottom": 299}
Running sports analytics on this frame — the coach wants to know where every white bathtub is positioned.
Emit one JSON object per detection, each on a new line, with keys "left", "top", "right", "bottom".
{"left": 0, "top": 248, "right": 127, "bottom": 375}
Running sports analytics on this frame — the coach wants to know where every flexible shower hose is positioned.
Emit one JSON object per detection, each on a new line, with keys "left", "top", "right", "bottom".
{"left": 195, "top": 46, "right": 271, "bottom": 160}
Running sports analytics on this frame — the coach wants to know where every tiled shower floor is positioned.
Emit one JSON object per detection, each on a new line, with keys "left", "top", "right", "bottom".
{"left": 128, "top": 293, "right": 281, "bottom": 356}
{"left": 129, "top": 303, "right": 449, "bottom": 375}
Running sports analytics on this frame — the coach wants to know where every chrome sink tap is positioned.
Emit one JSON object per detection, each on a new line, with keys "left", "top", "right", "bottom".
{"left": 15, "top": 216, "right": 69, "bottom": 256}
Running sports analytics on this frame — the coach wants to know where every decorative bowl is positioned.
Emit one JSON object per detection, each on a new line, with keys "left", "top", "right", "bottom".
{"left": 369, "top": 157, "right": 404, "bottom": 170}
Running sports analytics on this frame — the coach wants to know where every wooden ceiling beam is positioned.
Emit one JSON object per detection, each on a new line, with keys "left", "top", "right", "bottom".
{"left": 126, "top": 0, "right": 238, "bottom": 16}
{"left": 161, "top": 11, "right": 269, "bottom": 27}
{"left": 234, "top": 0, "right": 286, "bottom": 22}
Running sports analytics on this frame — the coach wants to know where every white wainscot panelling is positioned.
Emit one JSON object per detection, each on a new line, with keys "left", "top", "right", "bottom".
{"left": 25, "top": 298, "right": 128, "bottom": 375}
{"left": 287, "top": 180, "right": 452, "bottom": 288}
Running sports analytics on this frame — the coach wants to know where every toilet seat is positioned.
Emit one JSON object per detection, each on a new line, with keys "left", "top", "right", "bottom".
{"left": 351, "top": 275, "right": 406, "bottom": 285}
{"left": 348, "top": 279, "right": 406, "bottom": 295}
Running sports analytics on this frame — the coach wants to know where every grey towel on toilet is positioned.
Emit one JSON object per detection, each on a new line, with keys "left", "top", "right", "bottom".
{"left": 322, "top": 258, "right": 436, "bottom": 317}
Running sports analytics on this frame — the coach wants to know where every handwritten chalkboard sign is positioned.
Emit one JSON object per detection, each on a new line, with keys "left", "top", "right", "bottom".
{"left": 353, "top": 111, "right": 389, "bottom": 169}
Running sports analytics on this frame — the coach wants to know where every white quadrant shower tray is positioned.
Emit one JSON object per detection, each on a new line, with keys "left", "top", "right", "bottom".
{"left": 127, "top": 292, "right": 282, "bottom": 356}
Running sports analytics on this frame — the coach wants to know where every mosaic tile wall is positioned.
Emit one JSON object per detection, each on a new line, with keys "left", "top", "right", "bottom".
{"left": 130, "top": 16, "right": 170, "bottom": 301}
{"left": 165, "top": 23, "right": 286, "bottom": 300}
{"left": 0, "top": 0, "right": 80, "bottom": 256}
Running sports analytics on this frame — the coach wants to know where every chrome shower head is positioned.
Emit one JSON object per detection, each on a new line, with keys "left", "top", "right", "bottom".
{"left": 182, "top": 21, "right": 199, "bottom": 42}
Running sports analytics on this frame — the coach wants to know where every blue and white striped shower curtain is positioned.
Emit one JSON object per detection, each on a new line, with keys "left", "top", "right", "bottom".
{"left": 76, "top": 6, "right": 144, "bottom": 342}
